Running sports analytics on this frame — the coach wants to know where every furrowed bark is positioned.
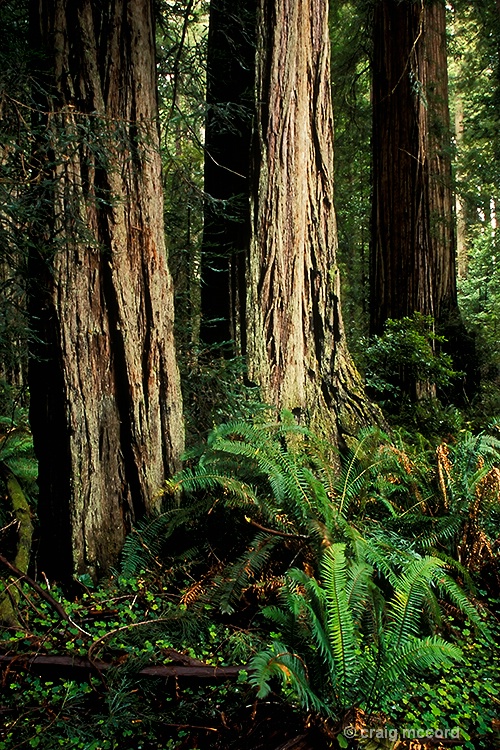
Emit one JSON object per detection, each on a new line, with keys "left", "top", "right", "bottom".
{"left": 370, "top": 0, "right": 458, "bottom": 335}
{"left": 28, "top": 0, "right": 184, "bottom": 579}
{"left": 247, "top": 0, "right": 381, "bottom": 442}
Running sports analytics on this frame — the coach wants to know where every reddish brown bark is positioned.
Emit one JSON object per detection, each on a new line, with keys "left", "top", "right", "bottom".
{"left": 370, "top": 0, "right": 458, "bottom": 335}
{"left": 28, "top": 0, "right": 184, "bottom": 579}
{"left": 247, "top": 0, "right": 380, "bottom": 439}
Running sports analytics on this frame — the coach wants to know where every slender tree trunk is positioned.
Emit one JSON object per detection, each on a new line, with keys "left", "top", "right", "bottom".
{"left": 247, "top": 0, "right": 380, "bottom": 440}
{"left": 454, "top": 96, "right": 468, "bottom": 279}
{"left": 200, "top": 0, "right": 256, "bottom": 351}
{"left": 28, "top": 0, "right": 184, "bottom": 579}
{"left": 370, "top": 0, "right": 458, "bottom": 336}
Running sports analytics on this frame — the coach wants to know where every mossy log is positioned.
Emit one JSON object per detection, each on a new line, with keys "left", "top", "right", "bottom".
{"left": 0, "top": 467, "right": 33, "bottom": 626}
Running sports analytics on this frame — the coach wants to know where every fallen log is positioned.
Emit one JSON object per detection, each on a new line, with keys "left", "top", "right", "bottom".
{"left": 0, "top": 469, "right": 34, "bottom": 627}
{"left": 0, "top": 653, "right": 246, "bottom": 680}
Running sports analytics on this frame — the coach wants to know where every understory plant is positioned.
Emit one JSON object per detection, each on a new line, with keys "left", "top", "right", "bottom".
{"left": 384, "top": 600, "right": 500, "bottom": 750}
{"left": 120, "top": 414, "right": 500, "bottom": 621}
{"left": 249, "top": 540, "right": 481, "bottom": 725}
{"left": 0, "top": 401, "right": 37, "bottom": 624}
{"left": 119, "top": 415, "right": 490, "bottom": 740}
{"left": 121, "top": 416, "right": 420, "bottom": 614}
{"left": 2, "top": 413, "right": 497, "bottom": 748}
{"left": 361, "top": 313, "right": 464, "bottom": 434}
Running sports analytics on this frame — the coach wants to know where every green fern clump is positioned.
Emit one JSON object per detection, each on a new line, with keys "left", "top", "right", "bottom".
{"left": 116, "top": 414, "right": 492, "bottom": 742}
{"left": 121, "top": 415, "right": 335, "bottom": 604}
{"left": 0, "top": 414, "right": 37, "bottom": 486}
{"left": 122, "top": 414, "right": 498, "bottom": 617}
{"left": 249, "top": 541, "right": 480, "bottom": 723}
{"left": 433, "top": 428, "right": 500, "bottom": 578}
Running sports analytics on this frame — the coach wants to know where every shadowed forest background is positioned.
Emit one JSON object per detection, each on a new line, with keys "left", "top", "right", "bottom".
{"left": 0, "top": 0, "right": 499, "bottom": 748}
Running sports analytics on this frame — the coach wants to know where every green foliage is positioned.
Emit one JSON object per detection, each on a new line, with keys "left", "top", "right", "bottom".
{"left": 123, "top": 414, "right": 344, "bottom": 607}
{"left": 450, "top": 2, "right": 500, "bottom": 228}
{"left": 432, "top": 427, "right": 500, "bottom": 578}
{"left": 458, "top": 229, "right": 500, "bottom": 420}
{"left": 363, "top": 314, "right": 459, "bottom": 399}
{"left": 120, "top": 416, "right": 488, "bottom": 732}
{"left": 179, "top": 350, "right": 266, "bottom": 444}
{"left": 2, "top": 414, "right": 498, "bottom": 747}
{"left": 448, "top": 1, "right": 500, "bottom": 425}
{"left": 120, "top": 417, "right": 330, "bottom": 621}
{"left": 2, "top": 570, "right": 497, "bottom": 749}
{"left": 157, "top": 1, "right": 208, "bottom": 353}
{"left": 384, "top": 600, "right": 500, "bottom": 750}
{"left": 362, "top": 424, "right": 500, "bottom": 588}
{"left": 330, "top": 0, "right": 372, "bottom": 347}
{"left": 123, "top": 414, "right": 500, "bottom": 620}
{"left": 249, "top": 542, "right": 473, "bottom": 721}
{"left": 360, "top": 314, "right": 463, "bottom": 433}
{"left": 0, "top": 398, "right": 37, "bottom": 538}
{"left": 0, "top": 412, "right": 37, "bottom": 487}
{"left": 0, "top": 574, "right": 253, "bottom": 749}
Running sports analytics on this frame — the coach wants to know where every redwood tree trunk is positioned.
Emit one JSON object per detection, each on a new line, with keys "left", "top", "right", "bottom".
{"left": 200, "top": 0, "right": 255, "bottom": 350}
{"left": 28, "top": 0, "right": 184, "bottom": 579}
{"left": 247, "top": 0, "right": 379, "bottom": 439}
{"left": 370, "top": 0, "right": 458, "bottom": 335}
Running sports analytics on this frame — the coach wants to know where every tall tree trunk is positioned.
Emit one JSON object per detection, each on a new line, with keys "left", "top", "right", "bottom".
{"left": 454, "top": 96, "right": 468, "bottom": 279}
{"left": 200, "top": 0, "right": 256, "bottom": 351}
{"left": 28, "top": 0, "right": 184, "bottom": 579}
{"left": 370, "top": 0, "right": 458, "bottom": 336}
{"left": 247, "top": 0, "right": 380, "bottom": 440}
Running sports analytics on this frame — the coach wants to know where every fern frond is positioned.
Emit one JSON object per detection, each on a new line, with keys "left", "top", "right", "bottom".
{"left": 356, "top": 536, "right": 401, "bottom": 589}
{"left": 215, "top": 532, "right": 280, "bottom": 614}
{"left": 248, "top": 640, "right": 330, "bottom": 715}
{"left": 283, "top": 568, "right": 338, "bottom": 678}
{"left": 345, "top": 561, "right": 373, "bottom": 623}
{"left": 164, "top": 467, "right": 258, "bottom": 509}
{"left": 387, "top": 556, "right": 443, "bottom": 649}
{"left": 120, "top": 501, "right": 212, "bottom": 575}
{"left": 321, "top": 544, "right": 359, "bottom": 701}
{"left": 431, "top": 570, "right": 484, "bottom": 630}
{"left": 336, "top": 428, "right": 389, "bottom": 517}
{"left": 374, "top": 635, "right": 462, "bottom": 690}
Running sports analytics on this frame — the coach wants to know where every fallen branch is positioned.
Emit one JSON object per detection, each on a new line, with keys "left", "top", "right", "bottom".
{"left": 0, "top": 553, "right": 90, "bottom": 635}
{"left": 0, "top": 553, "right": 70, "bottom": 623}
{"left": 245, "top": 516, "right": 307, "bottom": 540}
{"left": 0, "top": 653, "right": 246, "bottom": 680}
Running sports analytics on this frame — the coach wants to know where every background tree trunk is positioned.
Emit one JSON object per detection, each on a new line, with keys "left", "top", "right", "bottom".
{"left": 370, "top": 0, "right": 458, "bottom": 335}
{"left": 247, "top": 0, "right": 380, "bottom": 440}
{"left": 200, "top": 0, "right": 256, "bottom": 351}
{"left": 28, "top": 0, "right": 184, "bottom": 579}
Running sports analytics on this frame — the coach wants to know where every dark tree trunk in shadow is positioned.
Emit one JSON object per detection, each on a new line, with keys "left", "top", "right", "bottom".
{"left": 370, "top": 0, "right": 473, "bottom": 399}
{"left": 371, "top": 0, "right": 458, "bottom": 335}
{"left": 200, "top": 0, "right": 256, "bottom": 351}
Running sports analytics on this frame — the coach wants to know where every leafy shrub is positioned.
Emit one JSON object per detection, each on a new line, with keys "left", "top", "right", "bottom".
{"left": 361, "top": 313, "right": 462, "bottom": 432}
{"left": 178, "top": 348, "right": 267, "bottom": 444}
{"left": 459, "top": 230, "right": 500, "bottom": 422}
